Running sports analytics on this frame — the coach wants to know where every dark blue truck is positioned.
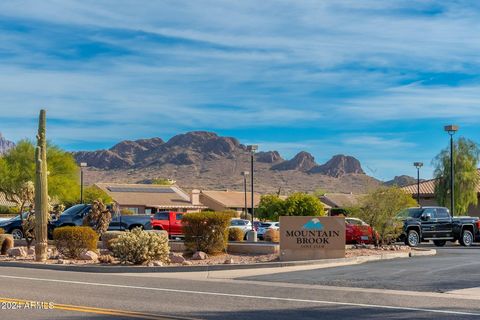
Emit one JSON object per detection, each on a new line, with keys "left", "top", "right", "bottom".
{"left": 48, "top": 204, "right": 151, "bottom": 237}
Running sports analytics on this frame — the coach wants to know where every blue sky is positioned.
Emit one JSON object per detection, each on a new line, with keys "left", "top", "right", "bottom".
{"left": 1, "top": 1, "right": 480, "bottom": 181}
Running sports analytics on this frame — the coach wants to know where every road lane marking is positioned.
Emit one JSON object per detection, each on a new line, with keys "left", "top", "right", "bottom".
{"left": 0, "top": 274, "right": 479, "bottom": 316}
{"left": 0, "top": 296, "right": 196, "bottom": 320}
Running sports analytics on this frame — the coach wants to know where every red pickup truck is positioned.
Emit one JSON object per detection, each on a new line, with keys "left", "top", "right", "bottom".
{"left": 151, "top": 211, "right": 184, "bottom": 236}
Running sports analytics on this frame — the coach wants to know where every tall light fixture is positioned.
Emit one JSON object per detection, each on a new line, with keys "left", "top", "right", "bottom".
{"left": 444, "top": 125, "right": 459, "bottom": 216}
{"left": 241, "top": 171, "right": 249, "bottom": 220}
{"left": 80, "top": 162, "right": 87, "bottom": 203}
{"left": 247, "top": 145, "right": 258, "bottom": 242}
{"left": 413, "top": 162, "right": 423, "bottom": 205}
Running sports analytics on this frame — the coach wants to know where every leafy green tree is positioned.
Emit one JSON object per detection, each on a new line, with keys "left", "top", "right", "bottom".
{"left": 284, "top": 192, "right": 325, "bottom": 217}
{"left": 83, "top": 185, "right": 113, "bottom": 204}
{"left": 256, "top": 195, "right": 285, "bottom": 221}
{"left": 257, "top": 193, "right": 325, "bottom": 220}
{"left": 353, "top": 187, "right": 417, "bottom": 245}
{"left": 433, "top": 137, "right": 480, "bottom": 215}
{"left": 0, "top": 140, "right": 80, "bottom": 208}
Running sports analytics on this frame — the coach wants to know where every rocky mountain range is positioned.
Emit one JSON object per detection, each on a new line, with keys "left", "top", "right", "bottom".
{"left": 74, "top": 131, "right": 383, "bottom": 194}
{"left": 384, "top": 175, "right": 422, "bottom": 187}
{"left": 0, "top": 133, "right": 15, "bottom": 155}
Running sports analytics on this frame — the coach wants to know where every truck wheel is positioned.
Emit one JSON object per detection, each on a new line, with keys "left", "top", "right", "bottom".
{"left": 459, "top": 230, "right": 473, "bottom": 247}
{"left": 405, "top": 229, "right": 420, "bottom": 247}
{"left": 433, "top": 240, "right": 446, "bottom": 247}
{"left": 11, "top": 228, "right": 24, "bottom": 240}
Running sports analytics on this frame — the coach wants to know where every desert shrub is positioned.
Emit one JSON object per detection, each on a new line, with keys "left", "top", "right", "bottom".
{"left": 53, "top": 226, "right": 98, "bottom": 259}
{"left": 83, "top": 199, "right": 112, "bottom": 237}
{"left": 120, "top": 209, "right": 134, "bottom": 216}
{"left": 0, "top": 234, "right": 14, "bottom": 255}
{"left": 182, "top": 211, "right": 230, "bottom": 254}
{"left": 264, "top": 229, "right": 280, "bottom": 242}
{"left": 228, "top": 227, "right": 244, "bottom": 242}
{"left": 0, "top": 228, "right": 4, "bottom": 234}
{"left": 352, "top": 187, "right": 417, "bottom": 245}
{"left": 0, "top": 236, "right": 13, "bottom": 255}
{"left": 101, "top": 231, "right": 124, "bottom": 251}
{"left": 112, "top": 228, "right": 169, "bottom": 265}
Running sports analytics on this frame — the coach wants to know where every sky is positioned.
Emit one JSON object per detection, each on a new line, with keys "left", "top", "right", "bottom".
{"left": 1, "top": 1, "right": 480, "bottom": 181}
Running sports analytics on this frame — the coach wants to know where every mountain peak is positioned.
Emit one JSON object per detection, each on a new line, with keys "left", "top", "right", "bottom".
{"left": 384, "top": 175, "right": 420, "bottom": 187}
{"left": 310, "top": 154, "right": 364, "bottom": 177}
{"left": 0, "top": 133, "right": 15, "bottom": 155}
{"left": 271, "top": 151, "right": 317, "bottom": 172}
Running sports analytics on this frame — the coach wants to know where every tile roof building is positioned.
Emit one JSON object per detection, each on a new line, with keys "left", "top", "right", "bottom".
{"left": 401, "top": 174, "right": 480, "bottom": 217}
{"left": 320, "top": 193, "right": 364, "bottom": 209}
{"left": 95, "top": 183, "right": 207, "bottom": 214}
{"left": 199, "top": 190, "right": 261, "bottom": 215}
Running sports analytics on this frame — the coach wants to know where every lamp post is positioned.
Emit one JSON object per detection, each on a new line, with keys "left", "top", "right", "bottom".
{"left": 241, "top": 171, "right": 249, "bottom": 220}
{"left": 247, "top": 145, "right": 258, "bottom": 242}
{"left": 444, "top": 125, "right": 459, "bottom": 216}
{"left": 413, "top": 162, "right": 423, "bottom": 205}
{"left": 80, "top": 162, "right": 87, "bottom": 203}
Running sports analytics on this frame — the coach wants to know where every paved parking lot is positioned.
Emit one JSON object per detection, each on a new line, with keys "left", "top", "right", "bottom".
{"left": 241, "top": 244, "right": 480, "bottom": 293}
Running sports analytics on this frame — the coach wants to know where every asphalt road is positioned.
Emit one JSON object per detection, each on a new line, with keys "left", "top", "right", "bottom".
{"left": 243, "top": 245, "right": 480, "bottom": 292}
{"left": 0, "top": 245, "right": 479, "bottom": 319}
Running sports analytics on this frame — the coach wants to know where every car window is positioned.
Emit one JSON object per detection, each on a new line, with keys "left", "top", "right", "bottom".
{"left": 154, "top": 212, "right": 169, "bottom": 220}
{"left": 61, "top": 204, "right": 88, "bottom": 216}
{"left": 231, "top": 220, "right": 239, "bottom": 226}
{"left": 436, "top": 208, "right": 450, "bottom": 219}
{"left": 423, "top": 208, "right": 437, "bottom": 218}
{"left": 260, "top": 223, "right": 273, "bottom": 227}
{"left": 176, "top": 214, "right": 183, "bottom": 221}
{"left": 346, "top": 219, "right": 363, "bottom": 226}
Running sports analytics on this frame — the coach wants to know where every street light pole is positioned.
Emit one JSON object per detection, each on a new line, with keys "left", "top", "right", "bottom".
{"left": 80, "top": 162, "right": 87, "bottom": 203}
{"left": 413, "top": 162, "right": 423, "bottom": 205}
{"left": 241, "top": 171, "right": 249, "bottom": 220}
{"left": 444, "top": 125, "right": 459, "bottom": 216}
{"left": 247, "top": 145, "right": 258, "bottom": 242}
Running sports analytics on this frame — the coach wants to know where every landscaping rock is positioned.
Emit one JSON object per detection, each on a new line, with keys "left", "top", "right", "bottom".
{"left": 57, "top": 259, "right": 68, "bottom": 264}
{"left": 152, "top": 261, "right": 163, "bottom": 267}
{"left": 7, "top": 247, "right": 27, "bottom": 258}
{"left": 182, "top": 260, "right": 192, "bottom": 266}
{"left": 224, "top": 258, "right": 234, "bottom": 264}
{"left": 147, "top": 262, "right": 155, "bottom": 267}
{"left": 27, "top": 248, "right": 35, "bottom": 255}
{"left": 79, "top": 251, "right": 98, "bottom": 261}
{"left": 192, "top": 251, "right": 208, "bottom": 260}
{"left": 169, "top": 253, "right": 186, "bottom": 264}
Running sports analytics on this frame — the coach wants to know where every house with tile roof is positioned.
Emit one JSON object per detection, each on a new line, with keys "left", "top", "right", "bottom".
{"left": 95, "top": 183, "right": 207, "bottom": 214}
{"left": 199, "top": 190, "right": 261, "bottom": 215}
{"left": 401, "top": 174, "right": 480, "bottom": 217}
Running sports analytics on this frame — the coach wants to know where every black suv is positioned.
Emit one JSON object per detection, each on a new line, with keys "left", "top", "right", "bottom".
{"left": 399, "top": 207, "right": 480, "bottom": 247}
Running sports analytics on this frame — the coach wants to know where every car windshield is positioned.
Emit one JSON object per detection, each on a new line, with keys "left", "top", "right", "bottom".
{"left": 10, "top": 212, "right": 29, "bottom": 221}
{"left": 231, "top": 220, "right": 248, "bottom": 226}
{"left": 260, "top": 222, "right": 273, "bottom": 227}
{"left": 60, "top": 204, "right": 88, "bottom": 216}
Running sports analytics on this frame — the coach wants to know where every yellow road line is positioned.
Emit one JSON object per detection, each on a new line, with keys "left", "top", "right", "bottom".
{"left": 0, "top": 297, "right": 191, "bottom": 320}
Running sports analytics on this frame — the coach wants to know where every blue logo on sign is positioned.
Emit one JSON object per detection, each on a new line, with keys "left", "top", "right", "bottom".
{"left": 302, "top": 218, "right": 324, "bottom": 230}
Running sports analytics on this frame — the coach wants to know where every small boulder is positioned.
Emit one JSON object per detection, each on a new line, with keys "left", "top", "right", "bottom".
{"left": 79, "top": 251, "right": 98, "bottom": 261}
{"left": 27, "top": 248, "right": 35, "bottom": 255}
{"left": 224, "top": 258, "right": 234, "bottom": 264}
{"left": 7, "top": 247, "right": 27, "bottom": 258}
{"left": 192, "top": 251, "right": 208, "bottom": 260}
{"left": 57, "top": 259, "right": 67, "bottom": 264}
{"left": 169, "top": 253, "right": 186, "bottom": 264}
{"left": 152, "top": 261, "right": 163, "bottom": 267}
{"left": 182, "top": 261, "right": 192, "bottom": 266}
{"left": 147, "top": 262, "right": 155, "bottom": 267}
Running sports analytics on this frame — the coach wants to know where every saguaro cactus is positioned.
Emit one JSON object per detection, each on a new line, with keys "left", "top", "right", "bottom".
{"left": 34, "top": 109, "right": 48, "bottom": 262}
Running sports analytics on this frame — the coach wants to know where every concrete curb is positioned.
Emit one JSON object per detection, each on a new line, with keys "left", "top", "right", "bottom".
{"left": 0, "top": 248, "right": 436, "bottom": 273}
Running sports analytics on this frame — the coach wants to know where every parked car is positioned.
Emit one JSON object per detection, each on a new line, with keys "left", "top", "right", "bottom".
{"left": 345, "top": 218, "right": 377, "bottom": 244}
{"left": 257, "top": 222, "right": 279, "bottom": 240}
{"left": 229, "top": 219, "right": 253, "bottom": 234}
{"left": 0, "top": 212, "right": 29, "bottom": 239}
{"left": 48, "top": 204, "right": 152, "bottom": 237}
{"left": 151, "top": 211, "right": 184, "bottom": 237}
{"left": 398, "top": 206, "right": 480, "bottom": 247}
